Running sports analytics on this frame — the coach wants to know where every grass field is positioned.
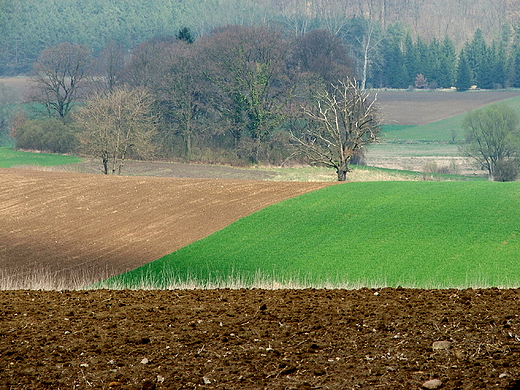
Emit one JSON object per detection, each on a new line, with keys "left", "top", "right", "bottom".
{"left": 97, "top": 181, "right": 520, "bottom": 290}
{"left": 0, "top": 147, "right": 82, "bottom": 167}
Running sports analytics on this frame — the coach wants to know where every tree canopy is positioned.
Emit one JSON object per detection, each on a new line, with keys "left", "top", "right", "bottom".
{"left": 461, "top": 103, "right": 520, "bottom": 181}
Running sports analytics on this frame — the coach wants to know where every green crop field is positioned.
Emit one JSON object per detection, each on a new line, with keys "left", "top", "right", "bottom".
{"left": 0, "top": 147, "right": 82, "bottom": 168}
{"left": 98, "top": 181, "right": 520, "bottom": 290}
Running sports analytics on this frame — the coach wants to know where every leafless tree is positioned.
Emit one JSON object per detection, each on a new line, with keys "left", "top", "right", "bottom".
{"left": 30, "top": 42, "right": 92, "bottom": 120}
{"left": 90, "top": 39, "right": 126, "bottom": 92}
{"left": 74, "top": 87, "right": 157, "bottom": 175}
{"left": 292, "top": 79, "right": 380, "bottom": 181}
{"left": 154, "top": 41, "right": 208, "bottom": 159}
{"left": 293, "top": 29, "right": 355, "bottom": 90}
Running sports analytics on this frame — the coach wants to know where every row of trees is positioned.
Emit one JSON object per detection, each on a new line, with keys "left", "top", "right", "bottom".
{"left": 12, "top": 26, "right": 379, "bottom": 180}
{"left": 375, "top": 26, "right": 520, "bottom": 90}
{"left": 9, "top": 24, "right": 520, "bottom": 181}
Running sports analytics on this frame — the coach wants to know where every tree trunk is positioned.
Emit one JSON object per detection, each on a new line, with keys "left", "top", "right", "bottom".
{"left": 336, "top": 169, "right": 347, "bottom": 181}
{"left": 102, "top": 157, "right": 108, "bottom": 175}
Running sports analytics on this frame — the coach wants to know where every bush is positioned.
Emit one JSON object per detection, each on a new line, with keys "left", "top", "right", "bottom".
{"left": 11, "top": 118, "right": 77, "bottom": 153}
{"left": 493, "top": 159, "right": 519, "bottom": 182}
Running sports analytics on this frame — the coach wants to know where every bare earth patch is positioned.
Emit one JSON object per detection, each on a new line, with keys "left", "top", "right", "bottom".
{"left": 0, "top": 168, "right": 334, "bottom": 287}
{"left": 1, "top": 289, "right": 520, "bottom": 389}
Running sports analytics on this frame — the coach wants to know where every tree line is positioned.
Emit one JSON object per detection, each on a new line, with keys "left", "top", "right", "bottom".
{"left": 377, "top": 26, "right": 520, "bottom": 90}
{"left": 7, "top": 23, "right": 520, "bottom": 180}
{"left": 12, "top": 26, "right": 379, "bottom": 179}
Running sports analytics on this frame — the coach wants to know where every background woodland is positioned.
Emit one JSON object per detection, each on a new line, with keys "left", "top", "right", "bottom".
{"left": 4, "top": 0, "right": 520, "bottom": 168}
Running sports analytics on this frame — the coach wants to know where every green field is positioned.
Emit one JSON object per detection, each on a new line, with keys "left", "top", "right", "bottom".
{"left": 98, "top": 181, "right": 520, "bottom": 289}
{"left": 0, "top": 147, "right": 82, "bottom": 168}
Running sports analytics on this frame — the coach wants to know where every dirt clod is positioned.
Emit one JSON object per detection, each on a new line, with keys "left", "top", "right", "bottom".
{"left": 423, "top": 378, "right": 443, "bottom": 389}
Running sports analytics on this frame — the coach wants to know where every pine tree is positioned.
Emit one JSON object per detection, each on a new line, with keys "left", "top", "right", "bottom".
{"left": 455, "top": 49, "right": 472, "bottom": 91}
{"left": 466, "top": 29, "right": 487, "bottom": 87}
{"left": 404, "top": 32, "right": 418, "bottom": 84}
{"left": 384, "top": 41, "right": 408, "bottom": 88}
{"left": 437, "top": 36, "right": 457, "bottom": 88}
{"left": 176, "top": 27, "right": 195, "bottom": 44}
{"left": 428, "top": 38, "right": 447, "bottom": 88}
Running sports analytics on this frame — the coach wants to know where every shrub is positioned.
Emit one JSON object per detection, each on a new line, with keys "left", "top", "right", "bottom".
{"left": 11, "top": 118, "right": 77, "bottom": 153}
{"left": 493, "top": 159, "right": 519, "bottom": 182}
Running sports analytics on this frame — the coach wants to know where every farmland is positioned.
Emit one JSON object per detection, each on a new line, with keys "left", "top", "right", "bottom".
{"left": 2, "top": 90, "right": 520, "bottom": 389}
{"left": 100, "top": 181, "right": 520, "bottom": 290}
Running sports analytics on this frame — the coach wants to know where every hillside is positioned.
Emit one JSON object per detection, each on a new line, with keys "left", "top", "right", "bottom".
{"left": 103, "top": 181, "right": 520, "bottom": 290}
{"left": 0, "top": 168, "right": 334, "bottom": 289}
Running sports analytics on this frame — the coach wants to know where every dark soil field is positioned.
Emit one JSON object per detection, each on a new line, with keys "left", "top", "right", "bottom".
{"left": 2, "top": 288, "right": 520, "bottom": 390}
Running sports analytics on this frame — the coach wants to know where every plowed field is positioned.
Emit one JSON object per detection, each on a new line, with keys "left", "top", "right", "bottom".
{"left": 2, "top": 288, "right": 520, "bottom": 389}
{"left": 0, "top": 168, "right": 334, "bottom": 288}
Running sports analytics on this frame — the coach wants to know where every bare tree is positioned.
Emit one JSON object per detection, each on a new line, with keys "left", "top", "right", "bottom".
{"left": 292, "top": 79, "right": 380, "bottom": 181}
{"left": 154, "top": 41, "right": 208, "bottom": 160}
{"left": 90, "top": 39, "right": 126, "bottom": 92}
{"left": 74, "top": 87, "right": 157, "bottom": 175}
{"left": 357, "top": 18, "right": 384, "bottom": 90}
{"left": 31, "top": 42, "right": 92, "bottom": 120}
{"left": 293, "top": 29, "right": 356, "bottom": 89}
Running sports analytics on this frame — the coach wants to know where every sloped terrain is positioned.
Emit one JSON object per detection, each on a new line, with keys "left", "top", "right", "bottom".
{"left": 0, "top": 168, "right": 334, "bottom": 288}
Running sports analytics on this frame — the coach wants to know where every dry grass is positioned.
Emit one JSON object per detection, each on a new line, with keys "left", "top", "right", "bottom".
{"left": 0, "top": 268, "right": 114, "bottom": 291}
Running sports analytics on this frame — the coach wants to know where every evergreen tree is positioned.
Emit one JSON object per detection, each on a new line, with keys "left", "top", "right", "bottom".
{"left": 466, "top": 29, "right": 487, "bottom": 87}
{"left": 404, "top": 32, "right": 418, "bottom": 84}
{"left": 509, "top": 43, "right": 520, "bottom": 88}
{"left": 176, "top": 27, "right": 195, "bottom": 44}
{"left": 492, "top": 41, "right": 507, "bottom": 88}
{"left": 437, "top": 36, "right": 457, "bottom": 88}
{"left": 455, "top": 49, "right": 472, "bottom": 91}
{"left": 382, "top": 23, "right": 408, "bottom": 88}
{"left": 478, "top": 41, "right": 507, "bottom": 89}
{"left": 427, "top": 37, "right": 442, "bottom": 88}
{"left": 415, "top": 36, "right": 430, "bottom": 81}
{"left": 384, "top": 41, "right": 408, "bottom": 88}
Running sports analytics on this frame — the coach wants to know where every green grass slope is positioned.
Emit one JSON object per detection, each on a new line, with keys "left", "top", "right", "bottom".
{"left": 99, "top": 181, "right": 520, "bottom": 289}
{"left": 383, "top": 95, "right": 520, "bottom": 142}
{"left": 0, "top": 147, "right": 82, "bottom": 167}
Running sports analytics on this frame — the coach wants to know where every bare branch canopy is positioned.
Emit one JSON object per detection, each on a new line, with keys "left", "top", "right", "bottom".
{"left": 292, "top": 78, "right": 381, "bottom": 181}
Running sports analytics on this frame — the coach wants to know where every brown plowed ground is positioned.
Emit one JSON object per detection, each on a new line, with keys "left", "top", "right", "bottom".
{"left": 0, "top": 168, "right": 334, "bottom": 287}
{"left": 2, "top": 288, "right": 520, "bottom": 389}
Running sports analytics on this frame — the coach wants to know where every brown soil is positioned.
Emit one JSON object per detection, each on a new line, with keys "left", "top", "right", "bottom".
{"left": 0, "top": 168, "right": 334, "bottom": 287}
{"left": 2, "top": 288, "right": 520, "bottom": 389}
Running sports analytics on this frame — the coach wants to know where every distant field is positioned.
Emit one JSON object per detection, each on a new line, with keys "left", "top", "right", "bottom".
{"left": 368, "top": 91, "right": 520, "bottom": 173}
{"left": 99, "top": 181, "right": 520, "bottom": 289}
{"left": 376, "top": 89, "right": 520, "bottom": 126}
{"left": 381, "top": 95, "right": 520, "bottom": 142}
{"left": 0, "top": 147, "right": 82, "bottom": 167}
